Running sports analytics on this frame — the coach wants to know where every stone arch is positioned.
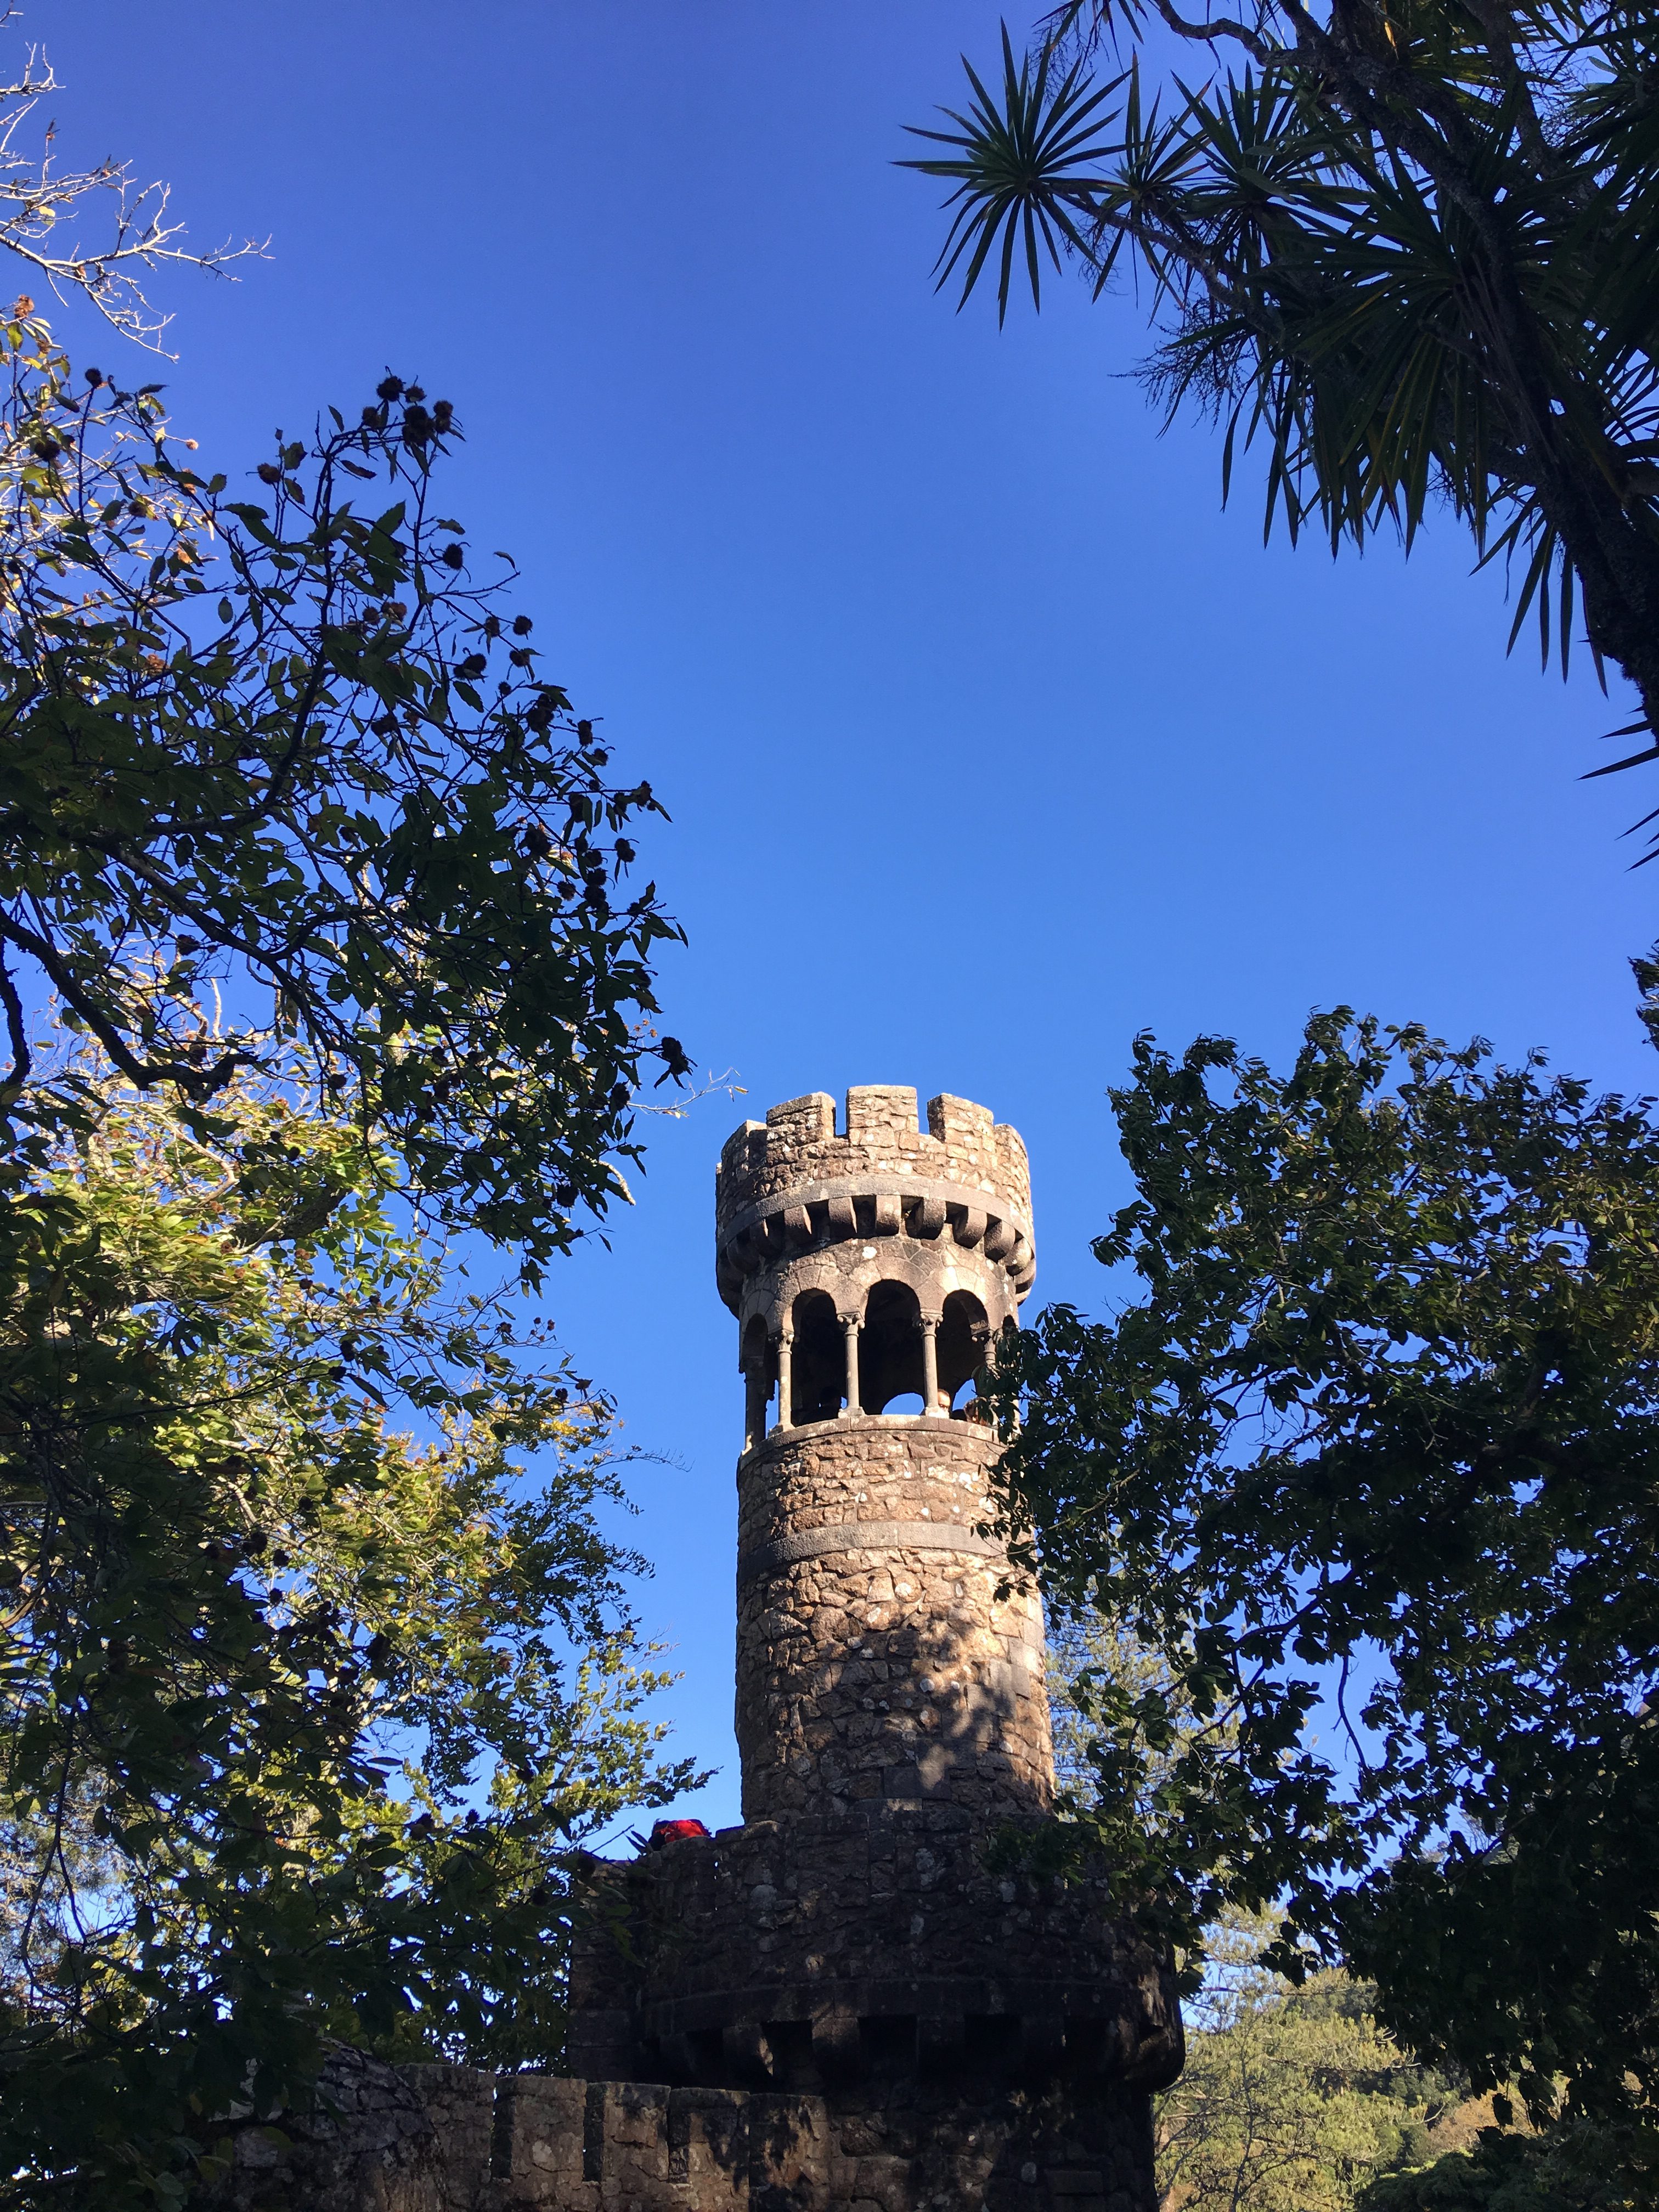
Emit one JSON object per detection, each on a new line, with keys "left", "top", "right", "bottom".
{"left": 939, "top": 1288, "right": 992, "bottom": 1409}
{"left": 858, "top": 1278, "right": 924, "bottom": 1414}
{"left": 788, "top": 1288, "right": 843, "bottom": 1425}
{"left": 741, "top": 1313, "right": 770, "bottom": 1374}
{"left": 740, "top": 1314, "right": 772, "bottom": 1449}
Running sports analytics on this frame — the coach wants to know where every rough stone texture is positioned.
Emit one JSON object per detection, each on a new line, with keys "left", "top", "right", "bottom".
{"left": 205, "top": 1086, "right": 1182, "bottom": 2212}
{"left": 715, "top": 1087, "right": 1036, "bottom": 1321}
{"left": 735, "top": 1418, "right": 1050, "bottom": 1820}
{"left": 201, "top": 2047, "right": 487, "bottom": 2212}
{"left": 562, "top": 1085, "right": 1181, "bottom": 2204}
{"left": 718, "top": 1089, "right": 1032, "bottom": 1234}
{"left": 207, "top": 2048, "right": 1155, "bottom": 2212}
{"left": 566, "top": 1810, "right": 1181, "bottom": 2092}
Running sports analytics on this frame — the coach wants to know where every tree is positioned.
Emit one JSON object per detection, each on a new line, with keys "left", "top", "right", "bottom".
{"left": 0, "top": 306, "right": 686, "bottom": 1278}
{"left": 985, "top": 972, "right": 1659, "bottom": 2142}
{"left": 904, "top": 2, "right": 1659, "bottom": 828}
{"left": 0, "top": 46, "right": 261, "bottom": 351}
{"left": 0, "top": 45, "right": 704, "bottom": 2210}
{"left": 0, "top": 1034, "right": 703, "bottom": 2208}
{"left": 1049, "top": 1620, "right": 1460, "bottom": 2210}
{"left": 1359, "top": 2121, "right": 1636, "bottom": 2211}
{"left": 1158, "top": 1942, "right": 1452, "bottom": 2211}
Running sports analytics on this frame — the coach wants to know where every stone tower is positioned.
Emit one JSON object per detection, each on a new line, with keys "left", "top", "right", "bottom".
{"left": 567, "top": 1085, "right": 1182, "bottom": 2210}
{"left": 208, "top": 1086, "right": 1183, "bottom": 2212}
{"left": 720, "top": 1085, "right": 1049, "bottom": 1826}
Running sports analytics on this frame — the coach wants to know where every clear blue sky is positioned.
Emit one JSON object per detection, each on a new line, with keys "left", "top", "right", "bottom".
{"left": 43, "top": 2, "right": 1655, "bottom": 1830}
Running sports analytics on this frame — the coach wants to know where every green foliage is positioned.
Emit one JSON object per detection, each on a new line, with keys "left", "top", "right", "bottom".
{"left": 905, "top": 1, "right": 1659, "bottom": 816}
{"left": 1160, "top": 1942, "right": 1456, "bottom": 2210}
{"left": 1048, "top": 1587, "right": 1246, "bottom": 1863}
{"left": 0, "top": 1041, "right": 703, "bottom": 2207}
{"left": 1049, "top": 1624, "right": 1460, "bottom": 2208}
{"left": 1047, "top": 1606, "right": 1197, "bottom": 1809}
{"left": 1359, "top": 2120, "right": 1639, "bottom": 2211}
{"left": 0, "top": 309, "right": 685, "bottom": 1277}
{"left": 988, "top": 974, "right": 1659, "bottom": 2128}
{"left": 0, "top": 57, "right": 701, "bottom": 2212}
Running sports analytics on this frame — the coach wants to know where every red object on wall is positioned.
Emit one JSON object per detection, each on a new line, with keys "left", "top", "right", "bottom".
{"left": 648, "top": 1818, "right": 710, "bottom": 1846}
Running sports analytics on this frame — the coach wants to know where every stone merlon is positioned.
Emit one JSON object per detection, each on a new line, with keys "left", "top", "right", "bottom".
{"left": 716, "top": 1087, "right": 1035, "bottom": 1315}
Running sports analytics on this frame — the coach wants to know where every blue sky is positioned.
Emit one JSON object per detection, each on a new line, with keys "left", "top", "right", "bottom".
{"left": 41, "top": 1, "right": 1656, "bottom": 1831}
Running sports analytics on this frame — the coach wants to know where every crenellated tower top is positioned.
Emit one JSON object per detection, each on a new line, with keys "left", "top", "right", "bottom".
{"left": 716, "top": 1085, "right": 1035, "bottom": 1320}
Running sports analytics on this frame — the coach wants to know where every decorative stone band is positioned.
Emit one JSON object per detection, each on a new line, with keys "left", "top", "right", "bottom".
{"left": 715, "top": 1172, "right": 1035, "bottom": 1306}
{"left": 737, "top": 1517, "right": 1002, "bottom": 1587}
{"left": 719, "top": 1172, "right": 1032, "bottom": 1252}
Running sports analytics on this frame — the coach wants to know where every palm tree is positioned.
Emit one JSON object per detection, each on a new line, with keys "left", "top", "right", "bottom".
{"left": 904, "top": 1, "right": 1659, "bottom": 842}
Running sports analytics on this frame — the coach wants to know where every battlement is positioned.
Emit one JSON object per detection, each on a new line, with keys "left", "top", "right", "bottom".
{"left": 716, "top": 1087, "right": 1031, "bottom": 1244}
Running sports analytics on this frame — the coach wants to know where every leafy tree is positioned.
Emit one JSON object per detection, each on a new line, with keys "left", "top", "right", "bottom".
{"left": 0, "top": 305, "right": 685, "bottom": 1277}
{"left": 1050, "top": 1607, "right": 1184, "bottom": 1802}
{"left": 0, "top": 46, "right": 703, "bottom": 2212}
{"left": 905, "top": 1, "right": 1659, "bottom": 821}
{"left": 1158, "top": 1940, "right": 1453, "bottom": 2211}
{"left": 986, "top": 973, "right": 1659, "bottom": 2142}
{"left": 1048, "top": 1584, "right": 1243, "bottom": 1848}
{"left": 1049, "top": 1623, "right": 1459, "bottom": 2209}
{"left": 0, "top": 1035, "right": 703, "bottom": 2208}
{"left": 1359, "top": 2116, "right": 1637, "bottom": 2210}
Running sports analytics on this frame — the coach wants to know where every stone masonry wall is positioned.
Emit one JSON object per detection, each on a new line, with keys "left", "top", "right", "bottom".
{"left": 717, "top": 1089, "right": 1032, "bottom": 1239}
{"left": 735, "top": 1419, "right": 1049, "bottom": 1821}
{"left": 715, "top": 1090, "right": 1036, "bottom": 1317}
{"left": 566, "top": 1810, "right": 1184, "bottom": 2092}
{"left": 208, "top": 2047, "right": 1158, "bottom": 2212}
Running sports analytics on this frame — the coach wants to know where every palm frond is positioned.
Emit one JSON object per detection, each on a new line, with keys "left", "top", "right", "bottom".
{"left": 902, "top": 0, "right": 1659, "bottom": 830}
{"left": 900, "top": 24, "right": 1122, "bottom": 322}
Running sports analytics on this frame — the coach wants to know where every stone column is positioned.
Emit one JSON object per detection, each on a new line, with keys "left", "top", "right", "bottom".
{"left": 743, "top": 1357, "right": 768, "bottom": 1453}
{"left": 839, "top": 1313, "right": 860, "bottom": 1418}
{"left": 918, "top": 1313, "right": 940, "bottom": 1415}
{"left": 773, "top": 1330, "right": 793, "bottom": 1432}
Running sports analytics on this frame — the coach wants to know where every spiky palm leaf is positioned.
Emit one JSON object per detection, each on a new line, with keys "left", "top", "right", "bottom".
{"left": 901, "top": 23, "right": 1121, "bottom": 323}
{"left": 907, "top": 1, "right": 1659, "bottom": 845}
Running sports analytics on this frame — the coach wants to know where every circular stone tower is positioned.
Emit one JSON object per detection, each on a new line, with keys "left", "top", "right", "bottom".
{"left": 718, "top": 1085, "right": 1051, "bottom": 1824}
{"left": 567, "top": 1087, "right": 1181, "bottom": 2212}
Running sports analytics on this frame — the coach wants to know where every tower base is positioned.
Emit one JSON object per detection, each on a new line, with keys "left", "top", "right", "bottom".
{"left": 203, "top": 2047, "right": 1160, "bottom": 2212}
{"left": 568, "top": 1809, "right": 1180, "bottom": 2098}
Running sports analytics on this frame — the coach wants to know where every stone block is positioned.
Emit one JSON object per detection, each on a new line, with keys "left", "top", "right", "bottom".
{"left": 852, "top": 2153, "right": 917, "bottom": 2212}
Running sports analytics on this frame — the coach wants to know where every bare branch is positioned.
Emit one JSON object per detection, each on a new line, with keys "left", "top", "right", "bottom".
{"left": 1148, "top": 0, "right": 1276, "bottom": 67}
{"left": 0, "top": 941, "right": 27, "bottom": 1102}
{"left": 0, "top": 47, "right": 267, "bottom": 354}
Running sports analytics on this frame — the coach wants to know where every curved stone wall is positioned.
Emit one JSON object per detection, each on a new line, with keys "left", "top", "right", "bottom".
{"left": 716, "top": 1086, "right": 1036, "bottom": 1317}
{"left": 735, "top": 1418, "right": 1052, "bottom": 1821}
{"left": 568, "top": 1811, "right": 1184, "bottom": 2101}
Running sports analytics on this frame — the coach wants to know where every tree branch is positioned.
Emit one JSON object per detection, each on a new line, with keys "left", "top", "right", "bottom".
{"left": 1148, "top": 0, "right": 1276, "bottom": 68}
{"left": 0, "top": 941, "right": 28, "bottom": 1103}
{"left": 0, "top": 53, "right": 267, "bottom": 354}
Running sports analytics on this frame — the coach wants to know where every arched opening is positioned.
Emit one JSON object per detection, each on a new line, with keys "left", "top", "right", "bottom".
{"left": 939, "top": 1289, "right": 991, "bottom": 1414}
{"left": 741, "top": 1316, "right": 772, "bottom": 1447}
{"left": 789, "top": 1289, "right": 844, "bottom": 1425}
{"left": 859, "top": 1279, "right": 924, "bottom": 1414}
